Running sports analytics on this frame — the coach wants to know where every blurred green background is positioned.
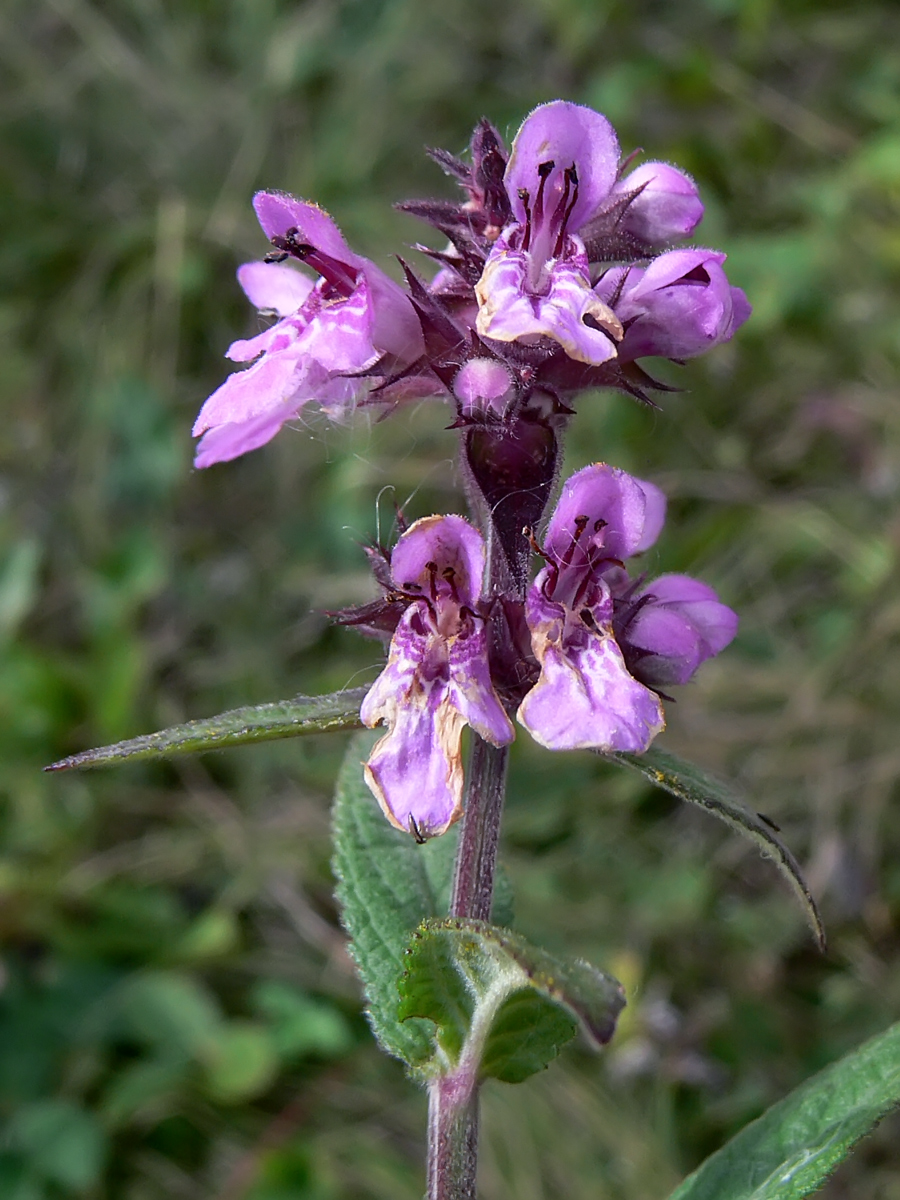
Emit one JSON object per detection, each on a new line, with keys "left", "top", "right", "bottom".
{"left": 3, "top": 0, "right": 900, "bottom": 1196}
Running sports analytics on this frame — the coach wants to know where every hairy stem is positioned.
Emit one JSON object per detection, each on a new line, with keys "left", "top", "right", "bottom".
{"left": 450, "top": 737, "right": 510, "bottom": 921}
{"left": 427, "top": 1074, "right": 479, "bottom": 1200}
{"left": 427, "top": 737, "right": 508, "bottom": 1199}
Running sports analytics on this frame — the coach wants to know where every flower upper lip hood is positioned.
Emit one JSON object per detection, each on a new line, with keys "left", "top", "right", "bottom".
{"left": 503, "top": 100, "right": 621, "bottom": 250}
{"left": 253, "top": 192, "right": 424, "bottom": 363}
{"left": 610, "top": 161, "right": 704, "bottom": 245}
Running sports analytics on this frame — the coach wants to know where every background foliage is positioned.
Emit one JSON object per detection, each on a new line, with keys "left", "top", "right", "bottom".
{"left": 3, "top": 0, "right": 900, "bottom": 1196}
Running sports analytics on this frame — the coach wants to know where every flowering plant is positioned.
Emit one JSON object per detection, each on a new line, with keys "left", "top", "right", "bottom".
{"left": 51, "top": 100, "right": 900, "bottom": 1200}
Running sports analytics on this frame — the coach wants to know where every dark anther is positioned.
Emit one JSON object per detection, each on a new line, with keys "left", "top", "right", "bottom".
{"left": 594, "top": 518, "right": 607, "bottom": 532}
{"left": 523, "top": 526, "right": 550, "bottom": 560}
{"left": 533, "top": 160, "right": 555, "bottom": 232}
{"left": 558, "top": 514, "right": 590, "bottom": 574}
{"left": 518, "top": 188, "right": 533, "bottom": 252}
{"left": 425, "top": 560, "right": 439, "bottom": 601}
{"left": 268, "top": 229, "right": 358, "bottom": 297}
{"left": 408, "top": 815, "right": 428, "bottom": 844}
{"left": 553, "top": 164, "right": 581, "bottom": 257}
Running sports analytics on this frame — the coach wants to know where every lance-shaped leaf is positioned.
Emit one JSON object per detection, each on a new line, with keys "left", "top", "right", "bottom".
{"left": 44, "top": 688, "right": 369, "bottom": 772}
{"left": 331, "top": 731, "right": 457, "bottom": 1066}
{"left": 398, "top": 918, "right": 626, "bottom": 1083}
{"left": 606, "top": 746, "right": 825, "bottom": 952}
{"left": 667, "top": 1018, "right": 900, "bottom": 1200}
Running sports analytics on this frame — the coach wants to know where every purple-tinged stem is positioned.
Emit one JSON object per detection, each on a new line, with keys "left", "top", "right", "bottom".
{"left": 450, "top": 736, "right": 510, "bottom": 921}
{"left": 427, "top": 736, "right": 509, "bottom": 1199}
{"left": 427, "top": 1073, "right": 479, "bottom": 1200}
{"left": 427, "top": 506, "right": 512, "bottom": 1197}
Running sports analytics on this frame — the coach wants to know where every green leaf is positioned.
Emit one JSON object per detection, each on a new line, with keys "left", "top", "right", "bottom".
{"left": 100, "top": 1058, "right": 190, "bottom": 1127}
{"left": 398, "top": 918, "right": 626, "bottom": 1083}
{"left": 116, "top": 970, "right": 222, "bottom": 1057}
{"left": 200, "top": 1021, "right": 279, "bottom": 1103}
{"left": 609, "top": 746, "right": 826, "bottom": 951}
{"left": 7, "top": 1100, "right": 108, "bottom": 1189}
{"left": 252, "top": 980, "right": 354, "bottom": 1059}
{"left": 331, "top": 730, "right": 452, "bottom": 1066}
{"left": 44, "top": 687, "right": 368, "bottom": 771}
{"left": 667, "top": 1019, "right": 900, "bottom": 1200}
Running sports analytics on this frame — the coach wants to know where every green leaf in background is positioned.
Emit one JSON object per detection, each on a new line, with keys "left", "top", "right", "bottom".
{"left": 200, "top": 1021, "right": 279, "bottom": 1103}
{"left": 609, "top": 747, "right": 826, "bottom": 952}
{"left": 667, "top": 1019, "right": 900, "bottom": 1200}
{"left": 252, "top": 980, "right": 354, "bottom": 1059}
{"left": 43, "top": 687, "right": 368, "bottom": 771}
{"left": 398, "top": 919, "right": 626, "bottom": 1084}
{"left": 331, "top": 730, "right": 456, "bottom": 1066}
{"left": 6, "top": 1099, "right": 108, "bottom": 1190}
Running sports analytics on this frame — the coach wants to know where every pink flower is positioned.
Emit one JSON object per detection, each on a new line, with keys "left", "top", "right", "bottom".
{"left": 193, "top": 192, "right": 422, "bottom": 467}
{"left": 360, "top": 515, "right": 514, "bottom": 838}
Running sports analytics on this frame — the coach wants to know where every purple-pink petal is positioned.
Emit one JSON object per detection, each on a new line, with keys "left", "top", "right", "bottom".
{"left": 475, "top": 238, "right": 621, "bottom": 365}
{"left": 624, "top": 574, "right": 738, "bottom": 686}
{"left": 505, "top": 100, "right": 620, "bottom": 232}
{"left": 237, "top": 260, "right": 314, "bottom": 316}
{"left": 389, "top": 514, "right": 485, "bottom": 605}
{"left": 613, "top": 162, "right": 704, "bottom": 244}
{"left": 517, "top": 625, "right": 665, "bottom": 752}
{"left": 545, "top": 463, "right": 665, "bottom": 564}
{"left": 253, "top": 192, "right": 362, "bottom": 268}
{"left": 597, "top": 249, "right": 751, "bottom": 361}
{"left": 192, "top": 346, "right": 308, "bottom": 436}
{"left": 193, "top": 401, "right": 299, "bottom": 468}
{"left": 448, "top": 624, "right": 515, "bottom": 747}
{"left": 363, "top": 694, "right": 465, "bottom": 838}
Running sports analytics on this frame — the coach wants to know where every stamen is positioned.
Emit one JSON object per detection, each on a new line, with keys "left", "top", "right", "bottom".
{"left": 425, "top": 561, "right": 439, "bottom": 601}
{"left": 268, "top": 228, "right": 359, "bottom": 297}
{"left": 533, "top": 160, "right": 555, "bottom": 233}
{"left": 408, "top": 814, "right": 428, "bottom": 844}
{"left": 558, "top": 515, "right": 590, "bottom": 571}
{"left": 441, "top": 565, "right": 461, "bottom": 603}
{"left": 523, "top": 526, "right": 550, "bottom": 560}
{"left": 518, "top": 188, "right": 533, "bottom": 252}
{"left": 553, "top": 164, "right": 580, "bottom": 258}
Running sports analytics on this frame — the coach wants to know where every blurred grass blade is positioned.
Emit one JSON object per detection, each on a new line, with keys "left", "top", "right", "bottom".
{"left": 399, "top": 918, "right": 626, "bottom": 1084}
{"left": 608, "top": 746, "right": 826, "bottom": 952}
{"left": 45, "top": 687, "right": 369, "bottom": 771}
{"left": 667, "top": 1019, "right": 900, "bottom": 1200}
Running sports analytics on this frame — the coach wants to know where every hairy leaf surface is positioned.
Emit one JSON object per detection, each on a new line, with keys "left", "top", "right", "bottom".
{"left": 668, "top": 1019, "right": 900, "bottom": 1200}
{"left": 398, "top": 918, "right": 625, "bottom": 1082}
{"left": 45, "top": 688, "right": 368, "bottom": 771}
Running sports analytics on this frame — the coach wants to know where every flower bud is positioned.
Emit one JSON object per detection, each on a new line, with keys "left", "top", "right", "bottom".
{"left": 453, "top": 358, "right": 516, "bottom": 419}
{"left": 595, "top": 249, "right": 751, "bottom": 361}
{"left": 613, "top": 162, "right": 704, "bottom": 244}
